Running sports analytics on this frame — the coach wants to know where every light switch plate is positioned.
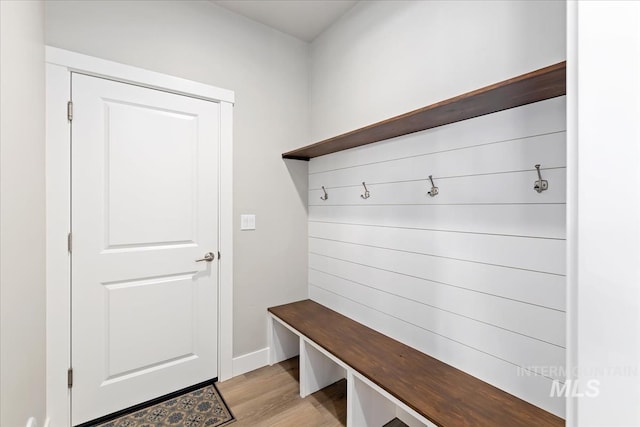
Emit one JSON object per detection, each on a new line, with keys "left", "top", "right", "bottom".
{"left": 241, "top": 214, "right": 256, "bottom": 230}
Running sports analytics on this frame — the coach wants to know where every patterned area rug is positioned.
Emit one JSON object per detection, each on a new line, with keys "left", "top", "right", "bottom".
{"left": 95, "top": 383, "right": 234, "bottom": 427}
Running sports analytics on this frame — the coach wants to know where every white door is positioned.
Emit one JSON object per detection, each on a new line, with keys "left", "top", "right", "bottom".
{"left": 71, "top": 73, "right": 220, "bottom": 425}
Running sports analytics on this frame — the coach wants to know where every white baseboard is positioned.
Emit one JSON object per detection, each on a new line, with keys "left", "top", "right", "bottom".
{"left": 231, "top": 347, "right": 269, "bottom": 377}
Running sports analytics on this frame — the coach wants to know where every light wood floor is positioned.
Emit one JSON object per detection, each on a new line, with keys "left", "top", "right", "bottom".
{"left": 217, "top": 357, "right": 347, "bottom": 427}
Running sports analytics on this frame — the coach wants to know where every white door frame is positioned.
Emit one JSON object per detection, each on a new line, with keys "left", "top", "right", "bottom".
{"left": 45, "top": 47, "right": 234, "bottom": 427}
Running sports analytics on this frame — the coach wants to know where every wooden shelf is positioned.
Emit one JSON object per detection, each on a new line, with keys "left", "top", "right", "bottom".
{"left": 283, "top": 61, "right": 566, "bottom": 161}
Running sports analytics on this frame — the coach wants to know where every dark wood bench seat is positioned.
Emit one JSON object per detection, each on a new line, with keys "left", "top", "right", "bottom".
{"left": 268, "top": 299, "right": 563, "bottom": 427}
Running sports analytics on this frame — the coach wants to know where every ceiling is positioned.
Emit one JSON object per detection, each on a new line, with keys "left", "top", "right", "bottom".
{"left": 213, "top": 0, "right": 359, "bottom": 42}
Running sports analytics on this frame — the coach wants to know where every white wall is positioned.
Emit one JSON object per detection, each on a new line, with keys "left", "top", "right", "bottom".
{"left": 0, "top": 1, "right": 47, "bottom": 426}
{"left": 45, "top": 0, "right": 310, "bottom": 359}
{"left": 310, "top": 0, "right": 566, "bottom": 141}
{"left": 308, "top": 97, "right": 566, "bottom": 417}
{"left": 307, "top": 0, "right": 567, "bottom": 418}
{"left": 567, "top": 2, "right": 640, "bottom": 426}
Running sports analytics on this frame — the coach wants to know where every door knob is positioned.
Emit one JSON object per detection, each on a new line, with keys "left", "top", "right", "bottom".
{"left": 195, "top": 252, "right": 215, "bottom": 262}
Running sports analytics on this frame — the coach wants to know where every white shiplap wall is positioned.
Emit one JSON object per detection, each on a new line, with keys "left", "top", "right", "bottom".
{"left": 307, "top": 97, "right": 566, "bottom": 417}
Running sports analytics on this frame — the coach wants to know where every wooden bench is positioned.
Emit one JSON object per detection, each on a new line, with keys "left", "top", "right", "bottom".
{"left": 268, "top": 299, "right": 563, "bottom": 427}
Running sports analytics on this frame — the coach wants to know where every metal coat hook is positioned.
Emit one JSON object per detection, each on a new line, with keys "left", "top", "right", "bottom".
{"left": 533, "top": 164, "right": 548, "bottom": 193}
{"left": 320, "top": 186, "right": 328, "bottom": 201}
{"left": 427, "top": 175, "right": 439, "bottom": 197}
{"left": 360, "top": 182, "right": 370, "bottom": 199}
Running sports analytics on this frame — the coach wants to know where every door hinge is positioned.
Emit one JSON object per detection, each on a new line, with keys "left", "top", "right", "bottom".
{"left": 67, "top": 101, "right": 73, "bottom": 121}
{"left": 67, "top": 368, "right": 73, "bottom": 388}
{"left": 67, "top": 232, "right": 72, "bottom": 253}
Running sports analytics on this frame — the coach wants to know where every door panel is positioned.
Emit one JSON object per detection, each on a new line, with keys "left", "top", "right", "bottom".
{"left": 71, "top": 73, "right": 219, "bottom": 425}
{"left": 105, "top": 100, "right": 198, "bottom": 248}
{"left": 104, "top": 274, "right": 196, "bottom": 378}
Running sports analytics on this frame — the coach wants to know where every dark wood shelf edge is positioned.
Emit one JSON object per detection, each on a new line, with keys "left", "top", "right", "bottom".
{"left": 283, "top": 61, "right": 566, "bottom": 161}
